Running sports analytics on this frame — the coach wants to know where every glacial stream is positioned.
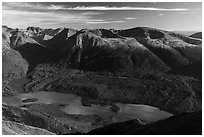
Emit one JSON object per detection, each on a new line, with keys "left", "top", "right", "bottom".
{"left": 2, "top": 91, "right": 173, "bottom": 123}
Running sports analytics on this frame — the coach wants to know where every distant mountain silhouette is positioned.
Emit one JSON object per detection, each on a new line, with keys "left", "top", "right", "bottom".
{"left": 190, "top": 32, "right": 202, "bottom": 39}
{"left": 173, "top": 31, "right": 198, "bottom": 36}
{"left": 26, "top": 26, "right": 44, "bottom": 34}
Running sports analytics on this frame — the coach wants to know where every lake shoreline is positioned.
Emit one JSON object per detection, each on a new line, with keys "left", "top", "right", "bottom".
{"left": 3, "top": 91, "right": 173, "bottom": 123}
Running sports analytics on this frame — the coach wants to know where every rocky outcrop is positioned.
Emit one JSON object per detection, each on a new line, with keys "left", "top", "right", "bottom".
{"left": 9, "top": 30, "right": 38, "bottom": 49}
{"left": 2, "top": 104, "right": 73, "bottom": 134}
{"left": 3, "top": 120, "right": 54, "bottom": 135}
{"left": 26, "top": 26, "right": 44, "bottom": 34}
{"left": 26, "top": 26, "right": 77, "bottom": 44}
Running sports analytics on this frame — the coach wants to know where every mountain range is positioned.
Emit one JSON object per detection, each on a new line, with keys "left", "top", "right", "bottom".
{"left": 2, "top": 25, "right": 202, "bottom": 135}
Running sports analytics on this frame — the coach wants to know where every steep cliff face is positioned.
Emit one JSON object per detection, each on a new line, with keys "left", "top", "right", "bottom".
{"left": 2, "top": 28, "right": 28, "bottom": 78}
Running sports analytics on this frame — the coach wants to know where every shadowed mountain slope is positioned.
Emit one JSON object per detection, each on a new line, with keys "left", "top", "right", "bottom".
{"left": 49, "top": 29, "right": 170, "bottom": 75}
{"left": 4, "top": 26, "right": 201, "bottom": 78}
{"left": 41, "top": 27, "right": 201, "bottom": 77}
{"left": 115, "top": 27, "right": 202, "bottom": 77}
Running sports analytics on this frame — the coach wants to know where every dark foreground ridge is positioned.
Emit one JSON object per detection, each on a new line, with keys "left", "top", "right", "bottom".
{"left": 87, "top": 111, "right": 202, "bottom": 135}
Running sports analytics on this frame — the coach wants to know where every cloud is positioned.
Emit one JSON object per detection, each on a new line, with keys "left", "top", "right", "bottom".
{"left": 2, "top": 3, "right": 103, "bottom": 28}
{"left": 3, "top": 3, "right": 189, "bottom": 11}
{"left": 63, "top": 6, "right": 189, "bottom": 11}
{"left": 2, "top": 3, "right": 102, "bottom": 25}
{"left": 85, "top": 19, "right": 109, "bottom": 24}
{"left": 3, "top": 2, "right": 45, "bottom": 10}
{"left": 86, "top": 21, "right": 110, "bottom": 24}
{"left": 47, "top": 4, "right": 66, "bottom": 10}
{"left": 2, "top": 8, "right": 92, "bottom": 28}
{"left": 86, "top": 20, "right": 125, "bottom": 24}
{"left": 125, "top": 17, "right": 136, "bottom": 20}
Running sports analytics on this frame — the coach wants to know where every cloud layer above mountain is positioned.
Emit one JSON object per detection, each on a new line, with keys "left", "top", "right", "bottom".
{"left": 2, "top": 2, "right": 202, "bottom": 31}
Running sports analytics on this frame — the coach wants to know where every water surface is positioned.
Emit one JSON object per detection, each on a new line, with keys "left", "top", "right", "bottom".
{"left": 3, "top": 91, "right": 173, "bottom": 123}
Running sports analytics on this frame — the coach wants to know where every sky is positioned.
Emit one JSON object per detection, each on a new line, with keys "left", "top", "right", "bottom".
{"left": 2, "top": 2, "right": 202, "bottom": 31}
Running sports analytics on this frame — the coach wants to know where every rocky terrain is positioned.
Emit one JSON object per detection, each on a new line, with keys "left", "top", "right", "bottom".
{"left": 2, "top": 103, "right": 116, "bottom": 134}
{"left": 3, "top": 120, "right": 54, "bottom": 135}
{"left": 2, "top": 25, "right": 202, "bottom": 135}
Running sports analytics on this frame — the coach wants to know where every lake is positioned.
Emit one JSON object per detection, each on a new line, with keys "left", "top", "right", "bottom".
{"left": 2, "top": 91, "right": 173, "bottom": 123}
